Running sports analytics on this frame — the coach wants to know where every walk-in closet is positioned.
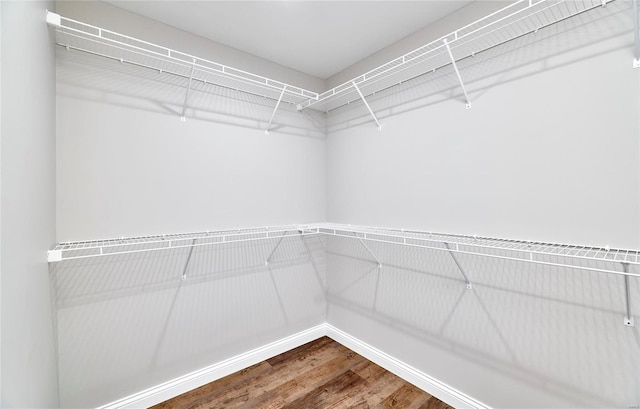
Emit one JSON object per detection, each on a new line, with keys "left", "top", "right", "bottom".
{"left": 1, "top": 0, "right": 639, "bottom": 408}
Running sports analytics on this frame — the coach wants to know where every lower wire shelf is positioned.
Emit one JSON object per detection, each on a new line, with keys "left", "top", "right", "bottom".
{"left": 48, "top": 222, "right": 638, "bottom": 327}
{"left": 49, "top": 222, "right": 639, "bottom": 276}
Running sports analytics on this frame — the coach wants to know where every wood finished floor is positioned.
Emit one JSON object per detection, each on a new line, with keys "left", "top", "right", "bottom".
{"left": 152, "top": 337, "right": 453, "bottom": 409}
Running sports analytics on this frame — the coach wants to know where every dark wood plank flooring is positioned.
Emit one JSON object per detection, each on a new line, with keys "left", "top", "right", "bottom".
{"left": 152, "top": 337, "right": 454, "bottom": 409}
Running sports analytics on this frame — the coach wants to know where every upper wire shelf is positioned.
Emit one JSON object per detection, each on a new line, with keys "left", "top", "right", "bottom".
{"left": 298, "top": 0, "right": 611, "bottom": 113}
{"left": 48, "top": 0, "right": 616, "bottom": 118}
{"left": 46, "top": 12, "right": 319, "bottom": 107}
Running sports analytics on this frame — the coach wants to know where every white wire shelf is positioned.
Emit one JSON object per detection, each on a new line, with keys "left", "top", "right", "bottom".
{"left": 47, "top": 225, "right": 319, "bottom": 262}
{"left": 50, "top": 222, "right": 639, "bottom": 276}
{"left": 298, "top": 0, "right": 612, "bottom": 113}
{"left": 307, "top": 223, "right": 640, "bottom": 278}
{"left": 47, "top": 0, "right": 618, "bottom": 120}
{"left": 46, "top": 12, "right": 319, "bottom": 107}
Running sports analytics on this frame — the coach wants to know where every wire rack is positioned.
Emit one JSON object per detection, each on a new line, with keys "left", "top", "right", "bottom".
{"left": 50, "top": 223, "right": 639, "bottom": 276}
{"left": 48, "top": 0, "right": 616, "bottom": 117}
{"left": 311, "top": 223, "right": 640, "bottom": 278}
{"left": 46, "top": 12, "right": 319, "bottom": 107}
{"left": 48, "top": 225, "right": 320, "bottom": 262}
{"left": 298, "top": 0, "right": 611, "bottom": 112}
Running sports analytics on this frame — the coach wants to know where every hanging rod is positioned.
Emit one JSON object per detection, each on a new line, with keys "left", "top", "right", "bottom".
{"left": 297, "top": 0, "right": 616, "bottom": 113}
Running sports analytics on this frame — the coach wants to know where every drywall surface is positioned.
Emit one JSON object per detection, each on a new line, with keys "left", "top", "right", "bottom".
{"left": 55, "top": 1, "right": 326, "bottom": 243}
{"left": 56, "top": 82, "right": 326, "bottom": 240}
{"left": 325, "top": 3, "right": 640, "bottom": 408}
{"left": 52, "top": 235, "right": 326, "bottom": 408}
{"left": 55, "top": 0, "right": 325, "bottom": 92}
{"left": 56, "top": 51, "right": 325, "bottom": 241}
{"left": 1, "top": 1, "right": 59, "bottom": 408}
{"left": 54, "top": 3, "right": 326, "bottom": 407}
{"left": 326, "top": 1, "right": 505, "bottom": 89}
{"left": 326, "top": 2, "right": 639, "bottom": 250}
{"left": 325, "top": 236, "right": 640, "bottom": 408}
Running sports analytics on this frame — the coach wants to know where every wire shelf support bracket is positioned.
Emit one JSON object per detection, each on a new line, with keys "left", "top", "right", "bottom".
{"left": 444, "top": 242, "right": 473, "bottom": 289}
{"left": 443, "top": 38, "right": 471, "bottom": 109}
{"left": 265, "top": 87, "right": 286, "bottom": 135}
{"left": 265, "top": 231, "right": 288, "bottom": 265}
{"left": 181, "top": 238, "right": 197, "bottom": 280}
{"left": 352, "top": 81, "right": 382, "bottom": 131}
{"left": 180, "top": 61, "right": 196, "bottom": 122}
{"left": 353, "top": 233, "right": 382, "bottom": 269}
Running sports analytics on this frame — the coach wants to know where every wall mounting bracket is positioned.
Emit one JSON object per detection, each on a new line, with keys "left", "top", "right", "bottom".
{"left": 352, "top": 81, "right": 382, "bottom": 131}
{"left": 443, "top": 39, "right": 471, "bottom": 109}
{"left": 622, "top": 263, "right": 634, "bottom": 327}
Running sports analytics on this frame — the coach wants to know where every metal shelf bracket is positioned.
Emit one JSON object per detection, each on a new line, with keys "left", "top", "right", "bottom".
{"left": 444, "top": 242, "right": 473, "bottom": 289}
{"left": 180, "top": 61, "right": 196, "bottom": 122}
{"left": 181, "top": 238, "right": 197, "bottom": 280}
{"left": 354, "top": 234, "right": 382, "bottom": 269}
{"left": 352, "top": 81, "right": 382, "bottom": 131}
{"left": 265, "top": 231, "right": 288, "bottom": 265}
{"left": 47, "top": 250, "right": 62, "bottom": 263}
{"left": 443, "top": 39, "right": 472, "bottom": 109}
{"left": 622, "top": 263, "right": 635, "bottom": 327}
{"left": 265, "top": 87, "right": 286, "bottom": 135}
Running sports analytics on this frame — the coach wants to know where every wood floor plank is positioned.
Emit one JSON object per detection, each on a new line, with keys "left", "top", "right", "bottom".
{"left": 150, "top": 361, "right": 272, "bottom": 409}
{"left": 153, "top": 337, "right": 454, "bottom": 409}
{"left": 187, "top": 339, "right": 353, "bottom": 409}
{"left": 418, "top": 396, "right": 457, "bottom": 409}
{"left": 337, "top": 363, "right": 411, "bottom": 408}
{"left": 376, "top": 383, "right": 434, "bottom": 409}
{"left": 238, "top": 349, "right": 366, "bottom": 408}
{"left": 281, "top": 369, "right": 367, "bottom": 409}
{"left": 266, "top": 336, "right": 334, "bottom": 367}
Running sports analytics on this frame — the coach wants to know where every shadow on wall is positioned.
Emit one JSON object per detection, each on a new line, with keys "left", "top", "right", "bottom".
{"left": 55, "top": 49, "right": 327, "bottom": 139}
{"left": 49, "top": 234, "right": 326, "bottom": 408}
{"left": 326, "top": 236, "right": 640, "bottom": 408}
{"left": 326, "top": 1, "right": 633, "bottom": 132}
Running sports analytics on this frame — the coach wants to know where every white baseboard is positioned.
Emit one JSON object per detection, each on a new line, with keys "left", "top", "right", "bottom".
{"left": 325, "top": 324, "right": 490, "bottom": 409}
{"left": 98, "top": 323, "right": 488, "bottom": 409}
{"left": 97, "top": 324, "right": 327, "bottom": 409}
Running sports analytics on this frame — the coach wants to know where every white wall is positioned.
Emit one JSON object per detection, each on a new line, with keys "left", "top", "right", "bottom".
{"left": 327, "top": 1, "right": 639, "bottom": 249}
{"left": 54, "top": 3, "right": 327, "bottom": 407}
{"left": 56, "top": 0, "right": 325, "bottom": 93}
{"left": 1, "top": 1, "right": 59, "bottom": 407}
{"left": 51, "top": 235, "right": 326, "bottom": 407}
{"left": 55, "top": 35, "right": 326, "bottom": 242}
{"left": 326, "top": 1, "right": 506, "bottom": 89}
{"left": 325, "top": 2, "right": 640, "bottom": 408}
{"left": 326, "top": 236, "right": 640, "bottom": 408}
